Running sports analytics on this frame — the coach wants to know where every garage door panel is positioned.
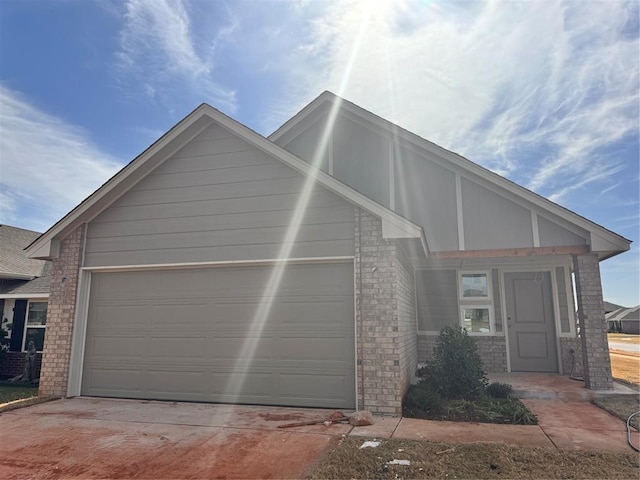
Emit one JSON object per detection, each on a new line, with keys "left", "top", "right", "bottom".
{"left": 82, "top": 262, "right": 355, "bottom": 408}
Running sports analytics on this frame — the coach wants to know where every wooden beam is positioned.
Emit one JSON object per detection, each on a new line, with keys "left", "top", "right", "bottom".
{"left": 431, "top": 245, "right": 590, "bottom": 260}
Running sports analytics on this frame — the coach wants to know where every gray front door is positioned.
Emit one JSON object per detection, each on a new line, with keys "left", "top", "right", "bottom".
{"left": 504, "top": 271, "right": 558, "bottom": 372}
{"left": 81, "top": 262, "right": 355, "bottom": 408}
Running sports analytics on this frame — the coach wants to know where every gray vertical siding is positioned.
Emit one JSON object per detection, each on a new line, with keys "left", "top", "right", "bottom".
{"left": 282, "top": 120, "right": 329, "bottom": 172}
{"left": 538, "top": 215, "right": 587, "bottom": 247}
{"left": 461, "top": 178, "right": 533, "bottom": 250}
{"left": 555, "top": 266, "right": 572, "bottom": 333}
{"left": 416, "top": 269, "right": 458, "bottom": 331}
{"left": 395, "top": 147, "right": 458, "bottom": 252}
{"left": 85, "top": 124, "right": 355, "bottom": 267}
{"left": 333, "top": 116, "right": 390, "bottom": 207}
{"left": 492, "top": 269, "right": 503, "bottom": 332}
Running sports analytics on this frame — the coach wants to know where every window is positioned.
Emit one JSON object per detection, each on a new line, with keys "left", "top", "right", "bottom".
{"left": 23, "top": 301, "right": 47, "bottom": 352}
{"left": 461, "top": 306, "right": 493, "bottom": 333}
{"left": 459, "top": 271, "right": 494, "bottom": 335}
{"left": 460, "top": 272, "right": 490, "bottom": 299}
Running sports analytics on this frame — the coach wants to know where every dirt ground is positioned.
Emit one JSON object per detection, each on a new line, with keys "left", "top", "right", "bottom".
{"left": 311, "top": 437, "right": 640, "bottom": 479}
{"left": 0, "top": 398, "right": 345, "bottom": 479}
{"left": 610, "top": 351, "right": 640, "bottom": 386}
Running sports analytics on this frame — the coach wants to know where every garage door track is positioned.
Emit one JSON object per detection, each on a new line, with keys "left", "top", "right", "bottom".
{"left": 0, "top": 397, "right": 349, "bottom": 479}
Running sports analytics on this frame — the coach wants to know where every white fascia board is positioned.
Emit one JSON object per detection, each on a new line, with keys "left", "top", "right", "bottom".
{"left": 27, "top": 238, "right": 60, "bottom": 260}
{"left": 25, "top": 108, "right": 214, "bottom": 260}
{"left": 0, "top": 293, "right": 49, "bottom": 299}
{"left": 0, "top": 273, "right": 36, "bottom": 281}
{"left": 199, "top": 105, "right": 429, "bottom": 255}
{"left": 274, "top": 92, "right": 630, "bottom": 254}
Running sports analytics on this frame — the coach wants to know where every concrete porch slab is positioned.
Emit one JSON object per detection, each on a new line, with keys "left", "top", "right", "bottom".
{"left": 488, "top": 372, "right": 638, "bottom": 401}
{"left": 521, "top": 399, "right": 638, "bottom": 452}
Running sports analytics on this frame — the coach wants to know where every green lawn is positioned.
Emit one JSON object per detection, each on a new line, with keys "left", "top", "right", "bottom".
{"left": 0, "top": 384, "right": 39, "bottom": 404}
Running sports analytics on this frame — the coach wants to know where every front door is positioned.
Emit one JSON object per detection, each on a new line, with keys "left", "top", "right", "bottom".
{"left": 504, "top": 271, "right": 558, "bottom": 372}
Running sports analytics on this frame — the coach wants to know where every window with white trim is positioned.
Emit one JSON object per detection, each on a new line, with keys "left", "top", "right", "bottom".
{"left": 22, "top": 301, "right": 47, "bottom": 352}
{"left": 458, "top": 271, "right": 494, "bottom": 335}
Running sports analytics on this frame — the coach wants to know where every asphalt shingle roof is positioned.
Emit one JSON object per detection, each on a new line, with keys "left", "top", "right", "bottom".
{"left": 0, "top": 225, "right": 47, "bottom": 278}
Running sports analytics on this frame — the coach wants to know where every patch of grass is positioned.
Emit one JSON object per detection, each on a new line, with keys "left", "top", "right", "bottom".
{"left": 0, "top": 384, "right": 39, "bottom": 404}
{"left": 311, "top": 437, "right": 640, "bottom": 479}
{"left": 404, "top": 391, "right": 538, "bottom": 425}
{"left": 593, "top": 395, "right": 640, "bottom": 431}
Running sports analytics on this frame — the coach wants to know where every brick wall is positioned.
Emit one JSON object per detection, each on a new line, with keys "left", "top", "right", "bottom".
{"left": 417, "top": 334, "right": 507, "bottom": 373}
{"left": 573, "top": 254, "right": 613, "bottom": 389}
{"left": 560, "top": 337, "right": 583, "bottom": 377}
{"left": 0, "top": 351, "right": 42, "bottom": 379}
{"left": 39, "top": 225, "right": 85, "bottom": 397}
{"left": 355, "top": 209, "right": 418, "bottom": 415}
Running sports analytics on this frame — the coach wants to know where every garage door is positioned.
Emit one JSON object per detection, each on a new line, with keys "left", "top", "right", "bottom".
{"left": 81, "top": 262, "right": 355, "bottom": 408}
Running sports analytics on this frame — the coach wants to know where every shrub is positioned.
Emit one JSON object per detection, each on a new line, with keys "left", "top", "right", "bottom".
{"left": 486, "top": 382, "right": 513, "bottom": 399}
{"left": 404, "top": 382, "right": 441, "bottom": 413}
{"left": 427, "top": 326, "right": 488, "bottom": 400}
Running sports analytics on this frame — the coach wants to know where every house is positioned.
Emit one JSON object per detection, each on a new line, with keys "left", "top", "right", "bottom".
{"left": 0, "top": 225, "right": 50, "bottom": 379}
{"left": 606, "top": 306, "right": 640, "bottom": 334}
{"left": 25, "top": 92, "right": 631, "bottom": 414}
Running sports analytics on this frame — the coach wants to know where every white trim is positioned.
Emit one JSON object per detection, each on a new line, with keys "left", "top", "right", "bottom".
{"left": 564, "top": 266, "right": 577, "bottom": 337}
{"left": 28, "top": 103, "right": 428, "bottom": 261}
{"left": 352, "top": 257, "right": 359, "bottom": 411}
{"left": 532, "top": 212, "right": 540, "bottom": 248}
{"left": 455, "top": 173, "right": 465, "bottom": 250}
{"left": 26, "top": 114, "right": 214, "bottom": 259}
{"left": 550, "top": 268, "right": 564, "bottom": 374}
{"left": 389, "top": 141, "right": 395, "bottom": 210}
{"left": 21, "top": 299, "right": 48, "bottom": 352}
{"left": 67, "top": 270, "right": 91, "bottom": 397}
{"left": 458, "top": 270, "right": 492, "bottom": 301}
{"left": 460, "top": 305, "right": 495, "bottom": 336}
{"left": 82, "top": 256, "right": 355, "bottom": 273}
{"left": 269, "top": 91, "right": 629, "bottom": 254}
{"left": 499, "top": 270, "right": 512, "bottom": 372}
{"left": 0, "top": 293, "right": 48, "bottom": 299}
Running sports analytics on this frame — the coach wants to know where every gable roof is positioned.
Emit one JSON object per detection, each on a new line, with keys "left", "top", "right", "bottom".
{"left": 606, "top": 306, "right": 640, "bottom": 321}
{"left": 26, "top": 104, "right": 428, "bottom": 260}
{"left": 270, "top": 91, "right": 631, "bottom": 260}
{"left": 0, "top": 225, "right": 48, "bottom": 279}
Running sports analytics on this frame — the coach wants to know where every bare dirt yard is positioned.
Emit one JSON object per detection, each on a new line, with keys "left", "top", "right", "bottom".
{"left": 311, "top": 437, "right": 640, "bottom": 479}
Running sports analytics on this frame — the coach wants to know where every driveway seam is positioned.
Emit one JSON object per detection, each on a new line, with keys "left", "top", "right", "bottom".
{"left": 538, "top": 425, "right": 559, "bottom": 449}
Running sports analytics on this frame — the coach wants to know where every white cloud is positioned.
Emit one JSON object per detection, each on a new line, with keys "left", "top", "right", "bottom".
{"left": 0, "top": 87, "right": 121, "bottom": 232}
{"left": 115, "top": 0, "right": 237, "bottom": 112}
{"left": 267, "top": 0, "right": 638, "bottom": 201}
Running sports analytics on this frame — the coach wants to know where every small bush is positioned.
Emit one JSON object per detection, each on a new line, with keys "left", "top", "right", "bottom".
{"left": 404, "top": 382, "right": 441, "bottom": 413}
{"left": 428, "top": 326, "right": 488, "bottom": 400}
{"left": 486, "top": 382, "right": 513, "bottom": 399}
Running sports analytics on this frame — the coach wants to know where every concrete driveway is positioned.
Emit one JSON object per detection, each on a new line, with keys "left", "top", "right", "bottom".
{"left": 0, "top": 397, "right": 350, "bottom": 479}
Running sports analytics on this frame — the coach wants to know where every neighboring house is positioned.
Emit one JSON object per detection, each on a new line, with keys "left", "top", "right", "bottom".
{"left": 0, "top": 225, "right": 50, "bottom": 379}
{"left": 603, "top": 301, "right": 625, "bottom": 314}
{"left": 606, "top": 306, "right": 640, "bottom": 334}
{"left": 25, "top": 93, "right": 631, "bottom": 414}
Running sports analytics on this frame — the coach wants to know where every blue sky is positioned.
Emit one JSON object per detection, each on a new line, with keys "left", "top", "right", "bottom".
{"left": 0, "top": 0, "right": 638, "bottom": 306}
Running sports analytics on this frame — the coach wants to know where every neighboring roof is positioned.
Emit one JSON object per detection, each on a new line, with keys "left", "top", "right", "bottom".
{"left": 606, "top": 306, "right": 640, "bottom": 321}
{"left": 603, "top": 301, "right": 626, "bottom": 313}
{"left": 26, "top": 103, "right": 428, "bottom": 260}
{"left": 0, "top": 262, "right": 51, "bottom": 297}
{"left": 0, "top": 225, "right": 48, "bottom": 279}
{"left": 270, "top": 91, "right": 631, "bottom": 260}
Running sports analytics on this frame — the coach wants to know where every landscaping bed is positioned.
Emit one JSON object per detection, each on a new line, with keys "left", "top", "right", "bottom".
{"left": 311, "top": 437, "right": 640, "bottom": 479}
{"left": 404, "top": 392, "right": 537, "bottom": 424}
{"left": 0, "top": 382, "right": 38, "bottom": 404}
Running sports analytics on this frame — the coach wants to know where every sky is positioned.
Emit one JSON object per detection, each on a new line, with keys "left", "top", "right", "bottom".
{"left": 0, "top": 0, "right": 638, "bottom": 306}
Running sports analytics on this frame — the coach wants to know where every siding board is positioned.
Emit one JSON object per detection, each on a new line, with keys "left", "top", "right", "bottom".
{"left": 85, "top": 127, "right": 355, "bottom": 267}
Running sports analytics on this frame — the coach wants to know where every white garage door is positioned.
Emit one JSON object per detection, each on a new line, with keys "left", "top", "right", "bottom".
{"left": 81, "top": 262, "right": 355, "bottom": 408}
